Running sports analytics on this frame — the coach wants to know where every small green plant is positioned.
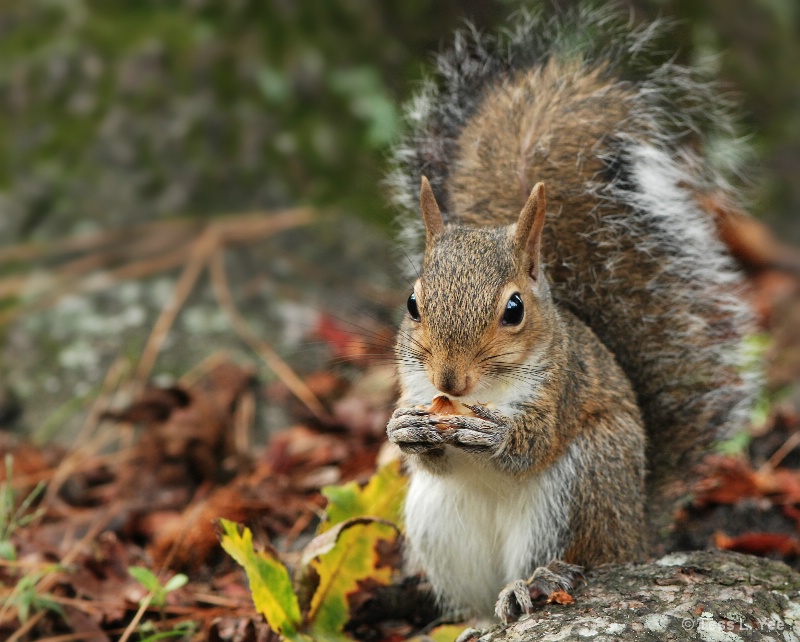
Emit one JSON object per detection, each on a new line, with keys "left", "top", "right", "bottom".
{"left": 6, "top": 567, "right": 65, "bottom": 623}
{"left": 0, "top": 454, "right": 46, "bottom": 561}
{"left": 128, "top": 566, "right": 189, "bottom": 609}
{"left": 134, "top": 620, "right": 198, "bottom": 641}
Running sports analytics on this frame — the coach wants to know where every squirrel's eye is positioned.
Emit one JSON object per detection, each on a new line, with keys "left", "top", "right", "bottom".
{"left": 502, "top": 293, "right": 524, "bottom": 326}
{"left": 407, "top": 292, "right": 421, "bottom": 322}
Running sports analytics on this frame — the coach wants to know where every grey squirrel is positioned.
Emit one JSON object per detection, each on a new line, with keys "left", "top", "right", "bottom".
{"left": 384, "top": 5, "right": 759, "bottom": 623}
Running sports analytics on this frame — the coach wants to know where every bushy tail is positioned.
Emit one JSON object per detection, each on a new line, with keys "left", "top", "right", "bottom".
{"left": 388, "top": 4, "right": 759, "bottom": 540}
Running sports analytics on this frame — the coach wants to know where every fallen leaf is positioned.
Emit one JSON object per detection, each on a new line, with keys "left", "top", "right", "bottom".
{"left": 713, "top": 531, "right": 800, "bottom": 557}
{"left": 547, "top": 590, "right": 575, "bottom": 605}
{"left": 304, "top": 518, "right": 400, "bottom": 641}
{"left": 320, "top": 460, "right": 407, "bottom": 533}
{"left": 106, "top": 362, "right": 255, "bottom": 484}
{"left": 150, "top": 485, "right": 249, "bottom": 571}
{"left": 694, "top": 456, "right": 760, "bottom": 505}
{"left": 406, "top": 623, "right": 468, "bottom": 642}
{"left": 218, "top": 519, "right": 308, "bottom": 642}
{"left": 701, "top": 192, "right": 800, "bottom": 274}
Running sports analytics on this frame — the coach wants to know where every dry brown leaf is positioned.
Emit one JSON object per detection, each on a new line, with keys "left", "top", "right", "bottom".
{"left": 701, "top": 192, "right": 800, "bottom": 274}
{"left": 694, "top": 456, "right": 760, "bottom": 506}
{"left": 150, "top": 485, "right": 251, "bottom": 571}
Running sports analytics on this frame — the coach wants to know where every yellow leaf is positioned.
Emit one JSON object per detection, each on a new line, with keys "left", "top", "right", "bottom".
{"left": 320, "top": 459, "right": 407, "bottom": 533}
{"left": 407, "top": 624, "right": 470, "bottom": 642}
{"left": 219, "top": 519, "right": 309, "bottom": 641}
{"left": 305, "top": 518, "right": 399, "bottom": 640}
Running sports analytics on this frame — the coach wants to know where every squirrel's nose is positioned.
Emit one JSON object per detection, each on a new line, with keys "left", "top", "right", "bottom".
{"left": 434, "top": 367, "right": 472, "bottom": 397}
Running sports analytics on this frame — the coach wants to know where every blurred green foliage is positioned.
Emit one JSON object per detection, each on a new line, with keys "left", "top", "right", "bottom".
{"left": 0, "top": 0, "right": 501, "bottom": 241}
{"left": 645, "top": 0, "right": 800, "bottom": 239}
{"left": 0, "top": 0, "right": 796, "bottom": 243}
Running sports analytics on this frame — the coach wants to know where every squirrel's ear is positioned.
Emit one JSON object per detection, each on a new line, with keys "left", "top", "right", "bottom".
{"left": 420, "top": 175, "right": 445, "bottom": 243}
{"left": 514, "top": 182, "right": 547, "bottom": 280}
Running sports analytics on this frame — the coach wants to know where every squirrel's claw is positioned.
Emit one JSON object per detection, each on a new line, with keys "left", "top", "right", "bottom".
{"left": 390, "top": 407, "right": 430, "bottom": 418}
{"left": 495, "top": 579, "right": 534, "bottom": 623}
{"left": 449, "top": 426, "right": 504, "bottom": 450}
{"left": 494, "top": 561, "right": 584, "bottom": 624}
{"left": 433, "top": 414, "right": 507, "bottom": 451}
{"left": 387, "top": 409, "right": 446, "bottom": 454}
{"left": 464, "top": 403, "right": 505, "bottom": 424}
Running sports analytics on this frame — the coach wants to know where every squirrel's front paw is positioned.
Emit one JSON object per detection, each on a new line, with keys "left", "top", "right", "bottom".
{"left": 434, "top": 413, "right": 508, "bottom": 452}
{"left": 386, "top": 408, "right": 445, "bottom": 454}
{"left": 495, "top": 561, "right": 583, "bottom": 624}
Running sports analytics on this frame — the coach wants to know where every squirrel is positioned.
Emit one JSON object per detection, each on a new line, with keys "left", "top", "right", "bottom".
{"left": 384, "top": 5, "right": 759, "bottom": 624}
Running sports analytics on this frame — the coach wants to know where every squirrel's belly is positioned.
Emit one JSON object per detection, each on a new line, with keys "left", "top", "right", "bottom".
{"left": 404, "top": 445, "right": 577, "bottom": 616}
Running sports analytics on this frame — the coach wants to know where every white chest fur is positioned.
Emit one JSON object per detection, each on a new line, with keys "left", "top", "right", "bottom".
{"left": 403, "top": 445, "right": 577, "bottom": 616}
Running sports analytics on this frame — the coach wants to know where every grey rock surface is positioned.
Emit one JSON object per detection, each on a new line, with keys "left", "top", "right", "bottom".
{"left": 474, "top": 551, "right": 800, "bottom": 642}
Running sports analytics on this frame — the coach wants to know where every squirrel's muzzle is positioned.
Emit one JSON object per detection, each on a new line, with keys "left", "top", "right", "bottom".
{"left": 433, "top": 365, "right": 473, "bottom": 397}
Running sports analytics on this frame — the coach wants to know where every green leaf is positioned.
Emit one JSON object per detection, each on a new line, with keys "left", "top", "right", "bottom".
{"left": 128, "top": 566, "right": 161, "bottom": 593}
{"left": 407, "top": 624, "right": 469, "bottom": 642}
{"left": 305, "top": 518, "right": 399, "bottom": 640}
{"left": 0, "top": 539, "right": 16, "bottom": 561}
{"left": 163, "top": 573, "right": 188, "bottom": 593}
{"left": 320, "top": 459, "right": 407, "bottom": 533}
{"left": 218, "top": 519, "right": 307, "bottom": 641}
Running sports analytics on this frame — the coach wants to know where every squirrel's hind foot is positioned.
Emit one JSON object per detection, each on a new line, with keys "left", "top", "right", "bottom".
{"left": 494, "top": 561, "right": 584, "bottom": 624}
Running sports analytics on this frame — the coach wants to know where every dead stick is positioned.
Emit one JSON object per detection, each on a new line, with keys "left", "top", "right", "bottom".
{"left": 762, "top": 430, "right": 800, "bottom": 471}
{"left": 6, "top": 609, "right": 46, "bottom": 642}
{"left": 133, "top": 208, "right": 315, "bottom": 385}
{"left": 0, "top": 207, "right": 314, "bottom": 327}
{"left": 134, "top": 230, "right": 216, "bottom": 385}
{"left": 0, "top": 218, "right": 198, "bottom": 264}
{"left": 0, "top": 245, "right": 194, "bottom": 327}
{"left": 209, "top": 249, "right": 331, "bottom": 423}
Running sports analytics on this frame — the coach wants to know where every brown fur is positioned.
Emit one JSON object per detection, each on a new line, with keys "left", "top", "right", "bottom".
{"left": 434, "top": 60, "right": 751, "bottom": 538}
{"left": 388, "top": 8, "right": 756, "bottom": 619}
{"left": 393, "top": 182, "right": 646, "bottom": 562}
{"left": 449, "top": 62, "right": 639, "bottom": 220}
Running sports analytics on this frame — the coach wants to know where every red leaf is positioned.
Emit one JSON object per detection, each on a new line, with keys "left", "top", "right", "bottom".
{"left": 714, "top": 531, "right": 800, "bottom": 557}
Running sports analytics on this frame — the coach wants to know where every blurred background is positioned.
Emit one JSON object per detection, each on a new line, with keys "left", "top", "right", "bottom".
{"left": 0, "top": 0, "right": 797, "bottom": 440}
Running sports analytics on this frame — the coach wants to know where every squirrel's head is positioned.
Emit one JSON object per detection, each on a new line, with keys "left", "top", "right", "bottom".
{"left": 398, "top": 176, "right": 554, "bottom": 400}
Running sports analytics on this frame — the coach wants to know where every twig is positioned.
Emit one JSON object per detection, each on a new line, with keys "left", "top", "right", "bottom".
{"left": 0, "top": 218, "right": 198, "bottom": 264}
{"left": 6, "top": 609, "right": 47, "bottom": 642}
{"left": 134, "top": 229, "right": 216, "bottom": 385}
{"left": 234, "top": 388, "right": 255, "bottom": 456}
{"left": 190, "top": 592, "right": 251, "bottom": 608}
{"left": 134, "top": 207, "right": 315, "bottom": 385}
{"left": 209, "top": 249, "right": 332, "bottom": 423}
{"left": 0, "top": 245, "right": 193, "bottom": 327}
{"left": 116, "top": 593, "right": 153, "bottom": 642}
{"left": 177, "top": 350, "right": 233, "bottom": 388}
{"left": 761, "top": 430, "right": 800, "bottom": 472}
{"left": 11, "top": 449, "right": 137, "bottom": 489}
{"left": 72, "top": 356, "right": 130, "bottom": 447}
{"left": 0, "top": 207, "right": 315, "bottom": 327}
